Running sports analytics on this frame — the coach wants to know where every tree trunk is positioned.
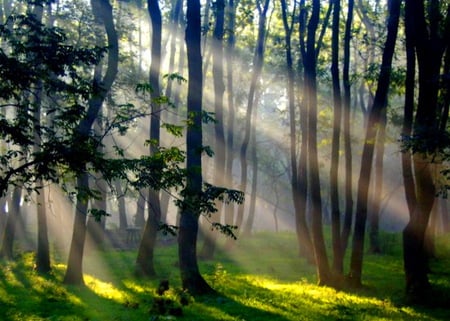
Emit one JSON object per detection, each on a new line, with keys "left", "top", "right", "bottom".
{"left": 330, "top": 0, "right": 343, "bottom": 275}
{"left": 0, "top": 187, "right": 21, "bottom": 259}
{"left": 402, "top": 0, "right": 448, "bottom": 303}
{"left": 281, "top": 0, "right": 314, "bottom": 263}
{"left": 64, "top": 174, "right": 89, "bottom": 285}
{"left": 200, "top": 0, "right": 226, "bottom": 258}
{"left": 224, "top": 0, "right": 237, "bottom": 229}
{"left": 135, "top": 0, "right": 163, "bottom": 277}
{"left": 369, "top": 111, "right": 386, "bottom": 254}
{"left": 349, "top": 0, "right": 401, "bottom": 287}
{"left": 178, "top": 0, "right": 214, "bottom": 295}
{"left": 64, "top": 0, "right": 118, "bottom": 285}
{"left": 304, "top": 0, "right": 331, "bottom": 285}
{"left": 114, "top": 181, "right": 128, "bottom": 230}
{"left": 340, "top": 0, "right": 354, "bottom": 257}
{"left": 235, "top": 0, "right": 270, "bottom": 231}
{"left": 243, "top": 97, "right": 259, "bottom": 236}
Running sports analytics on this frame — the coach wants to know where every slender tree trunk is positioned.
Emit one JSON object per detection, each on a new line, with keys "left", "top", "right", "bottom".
{"left": 340, "top": 0, "right": 354, "bottom": 257}
{"left": 178, "top": 0, "right": 214, "bottom": 295}
{"left": 243, "top": 97, "right": 259, "bottom": 236}
{"left": 330, "top": 0, "right": 343, "bottom": 275}
{"left": 136, "top": 0, "right": 163, "bottom": 277}
{"left": 200, "top": 0, "right": 226, "bottom": 259}
{"left": 235, "top": 0, "right": 270, "bottom": 231}
{"left": 369, "top": 111, "right": 386, "bottom": 254}
{"left": 224, "top": 0, "right": 237, "bottom": 240}
{"left": 281, "top": 0, "right": 314, "bottom": 262}
{"left": 348, "top": 0, "right": 401, "bottom": 287}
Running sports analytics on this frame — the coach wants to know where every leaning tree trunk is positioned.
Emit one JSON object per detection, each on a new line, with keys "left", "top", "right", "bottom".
{"left": 64, "top": 0, "right": 118, "bottom": 285}
{"left": 348, "top": 0, "right": 400, "bottom": 287}
{"left": 178, "top": 0, "right": 214, "bottom": 295}
{"left": 135, "top": 0, "right": 163, "bottom": 278}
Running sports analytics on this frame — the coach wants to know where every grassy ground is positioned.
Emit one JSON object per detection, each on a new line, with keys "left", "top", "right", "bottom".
{"left": 1, "top": 231, "right": 449, "bottom": 321}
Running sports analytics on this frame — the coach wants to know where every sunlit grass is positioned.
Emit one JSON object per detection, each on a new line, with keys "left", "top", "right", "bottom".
{"left": 1, "top": 232, "right": 450, "bottom": 320}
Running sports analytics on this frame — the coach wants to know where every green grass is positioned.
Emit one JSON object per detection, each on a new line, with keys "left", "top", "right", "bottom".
{"left": 1, "top": 231, "right": 450, "bottom": 320}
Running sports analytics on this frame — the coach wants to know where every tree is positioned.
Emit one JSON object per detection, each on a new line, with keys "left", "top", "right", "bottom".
{"left": 303, "top": 0, "right": 331, "bottom": 286}
{"left": 281, "top": 0, "right": 314, "bottom": 262}
{"left": 235, "top": 0, "right": 270, "bottom": 232}
{"left": 329, "top": 0, "right": 343, "bottom": 274}
{"left": 178, "top": 0, "right": 215, "bottom": 295}
{"left": 135, "top": 0, "right": 163, "bottom": 277}
{"left": 402, "top": 0, "right": 450, "bottom": 302}
{"left": 64, "top": 0, "right": 119, "bottom": 285}
{"left": 348, "top": 0, "right": 401, "bottom": 287}
{"left": 200, "top": 0, "right": 226, "bottom": 259}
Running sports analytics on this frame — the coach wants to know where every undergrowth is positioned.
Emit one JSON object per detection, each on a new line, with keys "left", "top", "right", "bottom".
{"left": 0, "top": 232, "right": 449, "bottom": 320}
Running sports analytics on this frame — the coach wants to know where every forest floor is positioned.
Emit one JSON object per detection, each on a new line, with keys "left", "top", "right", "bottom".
{"left": 1, "top": 231, "right": 449, "bottom": 321}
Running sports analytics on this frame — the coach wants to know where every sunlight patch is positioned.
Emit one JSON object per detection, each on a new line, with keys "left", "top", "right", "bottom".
{"left": 84, "top": 274, "right": 126, "bottom": 302}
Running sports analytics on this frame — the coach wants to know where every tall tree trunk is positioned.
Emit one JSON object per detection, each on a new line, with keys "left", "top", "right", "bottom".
{"left": 330, "top": 0, "right": 343, "bottom": 275}
{"left": 178, "top": 0, "right": 214, "bottom": 295}
{"left": 64, "top": 0, "right": 118, "bottom": 285}
{"left": 348, "top": 0, "right": 401, "bottom": 287}
{"left": 235, "top": 0, "right": 270, "bottom": 231}
{"left": 200, "top": 0, "right": 226, "bottom": 259}
{"left": 224, "top": 0, "right": 237, "bottom": 229}
{"left": 402, "top": 0, "right": 449, "bottom": 302}
{"left": 304, "top": 0, "right": 331, "bottom": 286}
{"left": 136, "top": 0, "right": 163, "bottom": 277}
{"left": 340, "top": 0, "right": 354, "bottom": 258}
{"left": 281, "top": 0, "right": 314, "bottom": 262}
